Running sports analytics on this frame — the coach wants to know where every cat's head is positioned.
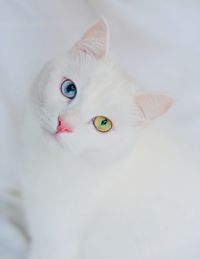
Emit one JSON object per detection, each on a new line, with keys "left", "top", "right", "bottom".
{"left": 32, "top": 19, "right": 173, "bottom": 164}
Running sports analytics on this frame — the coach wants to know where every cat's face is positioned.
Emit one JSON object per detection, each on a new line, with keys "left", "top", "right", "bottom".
{"left": 32, "top": 19, "right": 173, "bottom": 164}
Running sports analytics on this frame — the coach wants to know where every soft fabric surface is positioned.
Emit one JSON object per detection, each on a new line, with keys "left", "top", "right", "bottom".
{"left": 0, "top": 0, "right": 199, "bottom": 257}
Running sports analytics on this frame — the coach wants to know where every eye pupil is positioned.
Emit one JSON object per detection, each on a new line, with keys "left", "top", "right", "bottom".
{"left": 66, "top": 84, "right": 75, "bottom": 92}
{"left": 101, "top": 119, "right": 107, "bottom": 126}
{"left": 64, "top": 84, "right": 76, "bottom": 96}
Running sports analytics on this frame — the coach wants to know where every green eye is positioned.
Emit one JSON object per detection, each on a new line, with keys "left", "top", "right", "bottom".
{"left": 93, "top": 116, "right": 112, "bottom": 133}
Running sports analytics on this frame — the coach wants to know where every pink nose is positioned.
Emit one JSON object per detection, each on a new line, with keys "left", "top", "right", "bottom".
{"left": 56, "top": 116, "right": 73, "bottom": 134}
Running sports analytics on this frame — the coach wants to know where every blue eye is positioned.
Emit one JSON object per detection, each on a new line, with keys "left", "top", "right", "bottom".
{"left": 61, "top": 79, "right": 77, "bottom": 99}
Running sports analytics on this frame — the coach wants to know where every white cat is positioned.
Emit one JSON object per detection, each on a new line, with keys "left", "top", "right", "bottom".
{"left": 16, "top": 19, "right": 200, "bottom": 259}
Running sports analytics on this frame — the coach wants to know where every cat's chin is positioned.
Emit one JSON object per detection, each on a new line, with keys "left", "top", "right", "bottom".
{"left": 76, "top": 147, "right": 132, "bottom": 168}
{"left": 41, "top": 127, "right": 66, "bottom": 149}
{"left": 45, "top": 132, "right": 127, "bottom": 167}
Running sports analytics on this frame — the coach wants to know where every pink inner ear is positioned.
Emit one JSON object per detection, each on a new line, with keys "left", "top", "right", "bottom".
{"left": 134, "top": 92, "right": 173, "bottom": 122}
{"left": 75, "top": 19, "right": 109, "bottom": 59}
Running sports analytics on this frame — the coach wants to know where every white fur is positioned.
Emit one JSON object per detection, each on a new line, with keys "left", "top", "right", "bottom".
{"left": 20, "top": 21, "right": 199, "bottom": 259}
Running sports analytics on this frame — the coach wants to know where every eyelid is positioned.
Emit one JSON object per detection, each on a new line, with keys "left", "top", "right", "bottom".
{"left": 60, "top": 76, "right": 69, "bottom": 85}
{"left": 93, "top": 126, "right": 113, "bottom": 134}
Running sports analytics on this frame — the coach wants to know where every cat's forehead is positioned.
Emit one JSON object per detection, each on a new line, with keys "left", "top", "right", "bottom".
{"left": 59, "top": 53, "right": 130, "bottom": 90}
{"left": 48, "top": 54, "right": 134, "bottom": 119}
{"left": 57, "top": 54, "right": 133, "bottom": 102}
{"left": 81, "top": 65, "right": 134, "bottom": 121}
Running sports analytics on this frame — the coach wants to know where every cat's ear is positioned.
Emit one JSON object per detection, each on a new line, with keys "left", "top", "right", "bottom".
{"left": 134, "top": 92, "right": 173, "bottom": 124}
{"left": 74, "top": 18, "right": 109, "bottom": 59}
